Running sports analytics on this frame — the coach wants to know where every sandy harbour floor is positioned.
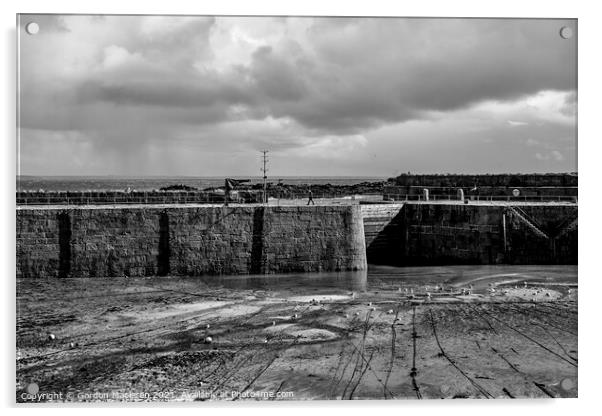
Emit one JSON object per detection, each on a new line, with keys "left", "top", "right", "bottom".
{"left": 16, "top": 265, "right": 577, "bottom": 402}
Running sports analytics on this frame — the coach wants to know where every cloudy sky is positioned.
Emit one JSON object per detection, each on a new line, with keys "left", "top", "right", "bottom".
{"left": 18, "top": 15, "right": 576, "bottom": 177}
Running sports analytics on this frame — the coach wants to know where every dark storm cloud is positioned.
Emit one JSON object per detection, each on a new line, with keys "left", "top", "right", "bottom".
{"left": 81, "top": 76, "right": 255, "bottom": 109}
{"left": 18, "top": 15, "right": 577, "bottom": 175}
{"left": 248, "top": 45, "right": 308, "bottom": 101}
{"left": 26, "top": 17, "right": 576, "bottom": 133}
{"left": 248, "top": 18, "right": 577, "bottom": 133}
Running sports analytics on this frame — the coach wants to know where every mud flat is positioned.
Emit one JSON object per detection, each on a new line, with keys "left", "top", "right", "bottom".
{"left": 16, "top": 265, "right": 577, "bottom": 402}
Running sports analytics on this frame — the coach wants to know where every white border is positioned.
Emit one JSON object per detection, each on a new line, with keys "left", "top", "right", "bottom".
{"left": 2, "top": 1, "right": 600, "bottom": 415}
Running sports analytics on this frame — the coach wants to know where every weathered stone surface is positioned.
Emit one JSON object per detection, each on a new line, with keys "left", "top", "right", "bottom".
{"left": 364, "top": 203, "right": 578, "bottom": 266}
{"left": 16, "top": 205, "right": 367, "bottom": 278}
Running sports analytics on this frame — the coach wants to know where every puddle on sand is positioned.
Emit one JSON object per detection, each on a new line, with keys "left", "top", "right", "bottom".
{"left": 150, "top": 264, "right": 578, "bottom": 297}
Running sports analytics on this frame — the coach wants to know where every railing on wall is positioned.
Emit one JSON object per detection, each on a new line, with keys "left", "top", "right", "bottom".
{"left": 15, "top": 191, "right": 385, "bottom": 206}
{"left": 16, "top": 189, "right": 578, "bottom": 206}
{"left": 16, "top": 191, "right": 260, "bottom": 206}
{"left": 383, "top": 193, "right": 578, "bottom": 202}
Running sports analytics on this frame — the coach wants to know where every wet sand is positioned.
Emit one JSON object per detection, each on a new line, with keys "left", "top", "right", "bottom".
{"left": 16, "top": 265, "right": 577, "bottom": 401}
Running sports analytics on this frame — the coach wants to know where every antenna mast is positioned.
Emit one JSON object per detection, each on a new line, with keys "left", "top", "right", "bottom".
{"left": 260, "top": 150, "right": 269, "bottom": 204}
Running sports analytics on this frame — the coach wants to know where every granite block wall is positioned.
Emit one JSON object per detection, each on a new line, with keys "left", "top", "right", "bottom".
{"left": 364, "top": 203, "right": 577, "bottom": 266}
{"left": 16, "top": 205, "right": 367, "bottom": 278}
{"left": 17, "top": 209, "right": 61, "bottom": 278}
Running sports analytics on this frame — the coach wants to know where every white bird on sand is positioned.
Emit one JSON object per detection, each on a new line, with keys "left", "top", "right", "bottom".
{"left": 204, "top": 336, "right": 213, "bottom": 344}
{"left": 47, "top": 333, "right": 56, "bottom": 341}
{"left": 387, "top": 309, "right": 394, "bottom": 314}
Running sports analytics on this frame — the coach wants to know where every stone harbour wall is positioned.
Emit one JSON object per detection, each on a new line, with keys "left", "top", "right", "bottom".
{"left": 364, "top": 203, "right": 578, "bottom": 266}
{"left": 16, "top": 202, "right": 577, "bottom": 278}
{"left": 16, "top": 205, "right": 367, "bottom": 278}
{"left": 391, "top": 173, "right": 578, "bottom": 188}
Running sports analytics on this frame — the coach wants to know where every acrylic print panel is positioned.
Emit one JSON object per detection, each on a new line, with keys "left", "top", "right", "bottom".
{"left": 16, "top": 14, "right": 577, "bottom": 402}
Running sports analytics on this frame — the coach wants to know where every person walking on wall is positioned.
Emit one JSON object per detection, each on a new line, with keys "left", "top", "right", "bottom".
{"left": 307, "top": 188, "right": 315, "bottom": 205}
